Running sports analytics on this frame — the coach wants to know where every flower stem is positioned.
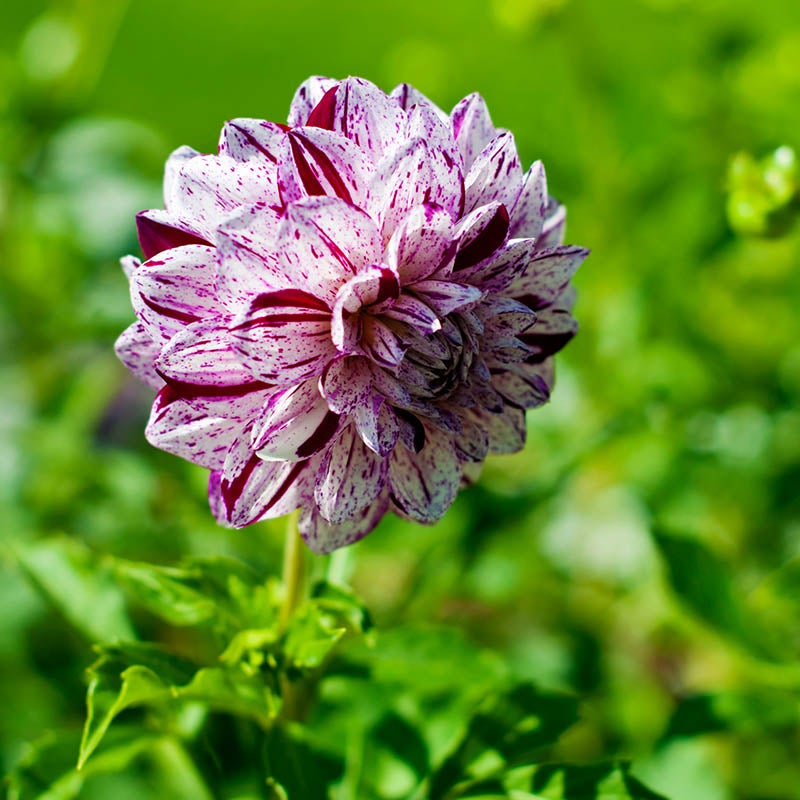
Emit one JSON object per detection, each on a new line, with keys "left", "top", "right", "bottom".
{"left": 279, "top": 510, "right": 304, "bottom": 632}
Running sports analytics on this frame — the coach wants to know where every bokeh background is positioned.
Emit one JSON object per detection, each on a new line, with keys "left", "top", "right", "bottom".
{"left": 2, "top": 0, "right": 800, "bottom": 797}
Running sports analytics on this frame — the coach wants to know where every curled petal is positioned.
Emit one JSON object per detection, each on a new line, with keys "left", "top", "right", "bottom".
{"left": 251, "top": 379, "right": 341, "bottom": 461}
{"left": 212, "top": 437, "right": 313, "bottom": 527}
{"left": 454, "top": 202, "right": 509, "bottom": 272}
{"left": 382, "top": 293, "right": 441, "bottom": 335}
{"left": 136, "top": 210, "right": 210, "bottom": 259}
{"left": 315, "top": 426, "right": 388, "bottom": 523}
{"left": 370, "top": 138, "right": 464, "bottom": 237}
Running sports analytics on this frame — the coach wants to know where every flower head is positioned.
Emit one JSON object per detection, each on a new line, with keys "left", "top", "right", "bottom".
{"left": 116, "top": 76, "right": 588, "bottom": 553}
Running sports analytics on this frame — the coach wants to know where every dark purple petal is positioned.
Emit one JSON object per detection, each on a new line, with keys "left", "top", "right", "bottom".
{"left": 136, "top": 210, "right": 211, "bottom": 259}
{"left": 287, "top": 76, "right": 338, "bottom": 127}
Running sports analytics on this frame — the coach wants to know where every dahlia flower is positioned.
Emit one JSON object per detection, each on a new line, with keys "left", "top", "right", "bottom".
{"left": 116, "top": 76, "right": 587, "bottom": 553}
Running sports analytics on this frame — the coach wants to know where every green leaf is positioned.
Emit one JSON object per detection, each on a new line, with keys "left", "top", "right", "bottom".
{"left": 525, "top": 763, "right": 668, "bottom": 800}
{"left": 80, "top": 642, "right": 277, "bottom": 768}
{"left": 429, "top": 684, "right": 579, "bottom": 800}
{"left": 374, "top": 711, "right": 430, "bottom": 782}
{"left": 16, "top": 537, "right": 135, "bottom": 643}
{"left": 7, "top": 727, "right": 162, "bottom": 800}
{"left": 262, "top": 724, "right": 344, "bottom": 800}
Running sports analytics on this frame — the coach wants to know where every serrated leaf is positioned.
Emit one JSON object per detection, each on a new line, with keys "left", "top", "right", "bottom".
{"left": 16, "top": 537, "right": 135, "bottom": 643}
{"left": 80, "top": 642, "right": 277, "bottom": 768}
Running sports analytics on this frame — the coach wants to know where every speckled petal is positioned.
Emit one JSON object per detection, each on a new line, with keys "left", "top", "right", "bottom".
{"left": 156, "top": 318, "right": 257, "bottom": 387}
{"left": 114, "top": 321, "right": 164, "bottom": 390}
{"left": 411, "top": 280, "right": 483, "bottom": 317}
{"left": 385, "top": 203, "right": 457, "bottom": 285}
{"left": 389, "top": 427, "right": 461, "bottom": 523}
{"left": 251, "top": 378, "right": 341, "bottom": 461}
{"left": 464, "top": 132, "right": 523, "bottom": 214}
{"left": 508, "top": 161, "right": 548, "bottom": 240}
{"left": 451, "top": 93, "right": 497, "bottom": 170}
{"left": 218, "top": 118, "right": 286, "bottom": 163}
{"left": 230, "top": 288, "right": 335, "bottom": 385}
{"left": 299, "top": 488, "right": 390, "bottom": 554}
{"left": 130, "top": 245, "right": 219, "bottom": 342}
{"left": 277, "top": 127, "right": 375, "bottom": 207}
{"left": 507, "top": 245, "right": 588, "bottom": 306}
{"left": 315, "top": 425, "right": 388, "bottom": 523}
{"left": 277, "top": 196, "right": 383, "bottom": 304}
{"left": 288, "top": 76, "right": 338, "bottom": 127}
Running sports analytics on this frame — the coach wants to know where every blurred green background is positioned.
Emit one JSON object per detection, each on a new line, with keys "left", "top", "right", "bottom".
{"left": 2, "top": 0, "right": 800, "bottom": 797}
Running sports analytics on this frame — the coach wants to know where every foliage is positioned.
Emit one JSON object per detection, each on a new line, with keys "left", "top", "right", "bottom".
{"left": 3, "top": 0, "right": 800, "bottom": 797}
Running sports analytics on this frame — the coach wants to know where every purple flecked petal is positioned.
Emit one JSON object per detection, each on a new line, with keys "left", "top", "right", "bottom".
{"left": 165, "top": 154, "right": 279, "bottom": 241}
{"left": 114, "top": 321, "right": 164, "bottom": 390}
{"left": 538, "top": 201, "right": 567, "bottom": 248}
{"left": 385, "top": 203, "right": 457, "bottom": 285}
{"left": 508, "top": 161, "right": 548, "bottom": 240}
{"left": 230, "top": 288, "right": 335, "bottom": 385}
{"left": 120, "top": 254, "right": 140, "bottom": 279}
{"left": 156, "top": 318, "right": 258, "bottom": 388}
{"left": 130, "top": 245, "right": 219, "bottom": 342}
{"left": 361, "top": 317, "right": 407, "bottom": 369}
{"left": 389, "top": 427, "right": 461, "bottom": 523}
{"left": 480, "top": 403, "right": 527, "bottom": 455}
{"left": 508, "top": 245, "right": 588, "bottom": 306}
{"left": 411, "top": 280, "right": 484, "bottom": 317}
{"left": 287, "top": 76, "right": 338, "bottom": 127}
{"left": 390, "top": 83, "right": 449, "bottom": 123}
{"left": 146, "top": 385, "right": 263, "bottom": 470}
{"left": 326, "top": 77, "right": 405, "bottom": 159}
{"left": 251, "top": 378, "right": 341, "bottom": 461}
{"left": 518, "top": 307, "right": 578, "bottom": 363}
{"left": 453, "top": 202, "right": 509, "bottom": 272}
{"left": 319, "top": 354, "right": 375, "bottom": 414}
{"left": 407, "top": 103, "right": 462, "bottom": 171}
{"left": 370, "top": 138, "right": 464, "bottom": 237}
{"left": 457, "top": 238, "right": 543, "bottom": 293}
{"left": 299, "top": 488, "right": 390, "bottom": 554}
{"left": 478, "top": 295, "right": 538, "bottom": 338}
{"left": 354, "top": 397, "right": 400, "bottom": 456}
{"left": 163, "top": 145, "right": 200, "bottom": 203}
{"left": 277, "top": 196, "right": 383, "bottom": 305}
{"left": 491, "top": 364, "right": 551, "bottom": 409}
{"left": 451, "top": 93, "right": 497, "bottom": 170}
{"left": 213, "top": 436, "right": 313, "bottom": 527}
{"left": 218, "top": 119, "right": 286, "bottom": 163}
{"left": 381, "top": 293, "right": 440, "bottom": 335}
{"left": 464, "top": 131, "right": 523, "bottom": 214}
{"left": 315, "top": 425, "right": 388, "bottom": 524}
{"left": 277, "top": 127, "right": 375, "bottom": 207}
{"left": 136, "top": 210, "right": 211, "bottom": 259}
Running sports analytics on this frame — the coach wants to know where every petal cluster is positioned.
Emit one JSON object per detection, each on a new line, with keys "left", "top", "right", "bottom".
{"left": 116, "top": 76, "right": 588, "bottom": 553}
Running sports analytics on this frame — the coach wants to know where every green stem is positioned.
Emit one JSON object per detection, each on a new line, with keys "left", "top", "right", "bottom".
{"left": 279, "top": 510, "right": 304, "bottom": 632}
